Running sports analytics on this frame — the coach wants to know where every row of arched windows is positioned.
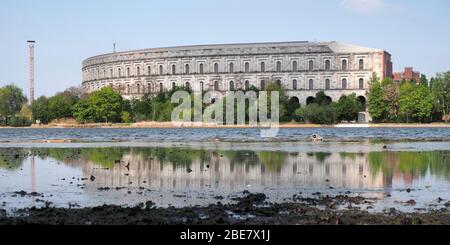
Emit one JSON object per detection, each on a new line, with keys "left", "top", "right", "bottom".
{"left": 303, "top": 78, "right": 365, "bottom": 90}
{"left": 87, "top": 59, "right": 366, "bottom": 80}
{"left": 95, "top": 77, "right": 366, "bottom": 94}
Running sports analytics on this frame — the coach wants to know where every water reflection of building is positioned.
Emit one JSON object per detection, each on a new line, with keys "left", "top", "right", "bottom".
{"left": 82, "top": 151, "right": 385, "bottom": 192}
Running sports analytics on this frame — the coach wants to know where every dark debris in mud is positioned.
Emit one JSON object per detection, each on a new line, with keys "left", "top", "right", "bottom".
{"left": 0, "top": 192, "right": 449, "bottom": 225}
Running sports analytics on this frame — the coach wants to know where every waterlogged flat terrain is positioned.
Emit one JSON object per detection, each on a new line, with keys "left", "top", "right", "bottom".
{"left": 2, "top": 127, "right": 450, "bottom": 142}
{"left": 0, "top": 145, "right": 449, "bottom": 214}
{"left": 0, "top": 127, "right": 449, "bottom": 225}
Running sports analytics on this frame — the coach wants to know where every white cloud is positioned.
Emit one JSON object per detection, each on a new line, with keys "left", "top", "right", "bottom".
{"left": 341, "top": 0, "right": 385, "bottom": 13}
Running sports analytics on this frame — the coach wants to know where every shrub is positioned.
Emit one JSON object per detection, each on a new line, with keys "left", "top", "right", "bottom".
{"left": 296, "top": 103, "right": 337, "bottom": 124}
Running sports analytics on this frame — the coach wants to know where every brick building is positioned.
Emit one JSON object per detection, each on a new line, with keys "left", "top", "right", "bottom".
{"left": 393, "top": 67, "right": 421, "bottom": 83}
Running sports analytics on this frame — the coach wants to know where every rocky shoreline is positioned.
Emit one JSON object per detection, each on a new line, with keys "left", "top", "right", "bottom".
{"left": 1, "top": 192, "right": 449, "bottom": 225}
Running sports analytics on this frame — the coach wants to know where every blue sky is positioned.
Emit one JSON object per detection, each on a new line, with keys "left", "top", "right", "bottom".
{"left": 1, "top": 0, "right": 449, "bottom": 97}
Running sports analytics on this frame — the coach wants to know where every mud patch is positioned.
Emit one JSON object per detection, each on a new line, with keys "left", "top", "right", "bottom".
{"left": 1, "top": 193, "right": 449, "bottom": 225}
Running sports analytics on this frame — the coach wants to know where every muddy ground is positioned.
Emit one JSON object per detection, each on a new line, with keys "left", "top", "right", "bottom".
{"left": 1, "top": 192, "right": 449, "bottom": 225}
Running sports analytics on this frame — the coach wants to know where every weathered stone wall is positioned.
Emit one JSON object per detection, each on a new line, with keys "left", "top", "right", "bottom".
{"left": 81, "top": 41, "right": 390, "bottom": 107}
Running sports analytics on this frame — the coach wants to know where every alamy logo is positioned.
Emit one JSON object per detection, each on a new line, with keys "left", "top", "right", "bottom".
{"left": 171, "top": 91, "right": 280, "bottom": 137}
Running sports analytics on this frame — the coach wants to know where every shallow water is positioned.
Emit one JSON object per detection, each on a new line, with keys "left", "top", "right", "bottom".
{"left": 2, "top": 127, "right": 450, "bottom": 142}
{"left": 1, "top": 145, "right": 449, "bottom": 213}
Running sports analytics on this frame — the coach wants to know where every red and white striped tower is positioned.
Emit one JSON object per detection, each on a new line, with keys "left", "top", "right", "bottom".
{"left": 27, "top": 40, "right": 35, "bottom": 103}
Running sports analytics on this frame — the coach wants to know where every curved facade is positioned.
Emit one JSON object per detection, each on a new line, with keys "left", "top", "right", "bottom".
{"left": 82, "top": 41, "right": 392, "bottom": 107}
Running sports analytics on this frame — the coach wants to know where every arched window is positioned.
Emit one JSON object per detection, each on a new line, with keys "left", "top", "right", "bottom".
{"left": 359, "top": 78, "right": 364, "bottom": 89}
{"left": 172, "top": 64, "right": 176, "bottom": 75}
{"left": 127, "top": 67, "right": 130, "bottom": 77}
{"left": 276, "top": 61, "right": 282, "bottom": 72}
{"left": 137, "top": 67, "right": 140, "bottom": 76}
{"left": 159, "top": 65, "right": 163, "bottom": 75}
{"left": 160, "top": 83, "right": 163, "bottom": 92}
{"left": 260, "top": 80, "right": 266, "bottom": 90}
{"left": 260, "top": 62, "right": 265, "bottom": 72}
{"left": 309, "top": 79, "right": 314, "bottom": 90}
{"left": 342, "top": 78, "right": 347, "bottom": 89}
{"left": 137, "top": 84, "right": 140, "bottom": 94}
{"left": 245, "top": 80, "right": 250, "bottom": 90}
{"left": 359, "top": 59, "right": 364, "bottom": 70}
{"left": 214, "top": 63, "right": 219, "bottom": 73}
{"left": 103, "top": 70, "right": 106, "bottom": 78}
{"left": 147, "top": 83, "right": 151, "bottom": 93}
{"left": 110, "top": 69, "right": 113, "bottom": 77}
{"left": 292, "top": 79, "right": 298, "bottom": 90}
{"left": 147, "top": 66, "right": 151, "bottom": 75}
{"left": 229, "top": 63, "right": 234, "bottom": 73}
{"left": 185, "top": 64, "right": 190, "bottom": 74}
{"left": 229, "top": 81, "right": 234, "bottom": 91}
{"left": 325, "top": 79, "right": 331, "bottom": 90}
{"left": 214, "top": 81, "right": 219, "bottom": 91}
{"left": 342, "top": 59, "right": 347, "bottom": 71}
{"left": 245, "top": 62, "right": 250, "bottom": 73}
{"left": 309, "top": 60, "right": 314, "bottom": 71}
{"left": 172, "top": 82, "right": 176, "bottom": 90}
{"left": 325, "top": 60, "right": 331, "bottom": 71}
{"left": 126, "top": 84, "right": 130, "bottom": 94}
{"left": 118, "top": 68, "right": 122, "bottom": 77}
{"left": 200, "top": 81, "right": 204, "bottom": 92}
{"left": 292, "top": 61, "right": 298, "bottom": 72}
{"left": 185, "top": 82, "right": 190, "bottom": 89}
{"left": 276, "top": 80, "right": 282, "bottom": 87}
{"left": 199, "top": 63, "right": 204, "bottom": 74}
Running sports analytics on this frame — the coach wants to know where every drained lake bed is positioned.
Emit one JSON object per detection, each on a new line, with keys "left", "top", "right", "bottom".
{"left": 0, "top": 128, "right": 449, "bottom": 224}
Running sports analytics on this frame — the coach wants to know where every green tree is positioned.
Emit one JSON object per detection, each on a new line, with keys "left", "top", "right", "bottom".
{"left": 0, "top": 84, "right": 28, "bottom": 125}
{"left": 295, "top": 103, "right": 337, "bottom": 124}
{"left": 131, "top": 95, "right": 152, "bottom": 121}
{"left": 48, "top": 94, "right": 77, "bottom": 120}
{"left": 73, "top": 100, "right": 94, "bottom": 123}
{"left": 285, "top": 97, "right": 301, "bottom": 122}
{"left": 315, "top": 91, "right": 332, "bottom": 106}
{"left": 265, "top": 82, "right": 287, "bottom": 121}
{"left": 335, "top": 93, "right": 361, "bottom": 121}
{"left": 399, "top": 82, "right": 434, "bottom": 122}
{"left": 420, "top": 74, "right": 429, "bottom": 85}
{"left": 73, "top": 87, "right": 124, "bottom": 123}
{"left": 431, "top": 71, "right": 450, "bottom": 117}
{"left": 367, "top": 74, "right": 390, "bottom": 122}
{"left": 382, "top": 78, "right": 400, "bottom": 121}
{"left": 31, "top": 96, "right": 51, "bottom": 124}
{"left": 89, "top": 87, "right": 124, "bottom": 123}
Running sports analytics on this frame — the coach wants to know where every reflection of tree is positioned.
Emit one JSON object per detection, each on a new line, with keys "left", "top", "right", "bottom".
{"left": 35, "top": 148, "right": 83, "bottom": 166}
{"left": 133, "top": 148, "right": 208, "bottom": 169}
{"left": 339, "top": 152, "right": 362, "bottom": 160}
{"left": 257, "top": 151, "right": 286, "bottom": 172}
{"left": 24, "top": 147, "right": 292, "bottom": 174}
{"left": 221, "top": 151, "right": 259, "bottom": 166}
{"left": 82, "top": 148, "right": 128, "bottom": 168}
{"left": 306, "top": 152, "right": 334, "bottom": 163}
{"left": 35, "top": 148, "right": 127, "bottom": 168}
{"left": 0, "top": 148, "right": 26, "bottom": 170}
{"left": 369, "top": 151, "right": 450, "bottom": 180}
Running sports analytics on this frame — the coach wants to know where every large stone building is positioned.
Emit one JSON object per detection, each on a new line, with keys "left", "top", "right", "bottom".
{"left": 82, "top": 41, "right": 392, "bottom": 113}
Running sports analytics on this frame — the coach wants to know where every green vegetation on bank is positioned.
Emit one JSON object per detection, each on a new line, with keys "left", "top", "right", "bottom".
{"left": 0, "top": 84, "right": 30, "bottom": 126}
{"left": 2, "top": 70, "right": 450, "bottom": 126}
{"left": 295, "top": 91, "right": 362, "bottom": 124}
{"left": 367, "top": 72, "right": 450, "bottom": 123}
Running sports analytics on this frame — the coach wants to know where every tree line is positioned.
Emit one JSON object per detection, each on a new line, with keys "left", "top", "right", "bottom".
{"left": 368, "top": 72, "right": 450, "bottom": 123}
{"left": 1, "top": 70, "right": 450, "bottom": 126}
